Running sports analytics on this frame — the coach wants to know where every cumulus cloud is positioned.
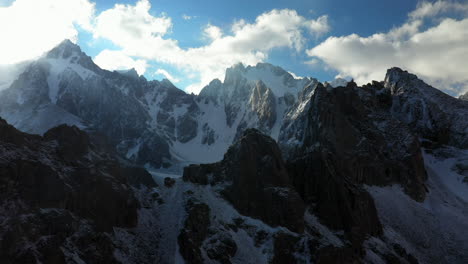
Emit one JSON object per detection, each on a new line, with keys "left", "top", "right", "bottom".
{"left": 203, "top": 24, "right": 223, "bottom": 41}
{"left": 93, "top": 0, "right": 172, "bottom": 45}
{"left": 0, "top": 0, "right": 95, "bottom": 65}
{"left": 94, "top": 49, "right": 148, "bottom": 75}
{"left": 92, "top": 1, "right": 330, "bottom": 93}
{"left": 409, "top": 0, "right": 468, "bottom": 20}
{"left": 155, "top": 69, "right": 180, "bottom": 83}
{"left": 307, "top": 1, "right": 468, "bottom": 96}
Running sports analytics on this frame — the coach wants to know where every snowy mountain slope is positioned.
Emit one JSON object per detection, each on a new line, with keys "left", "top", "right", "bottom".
{"left": 0, "top": 41, "right": 322, "bottom": 169}
{"left": 365, "top": 147, "right": 468, "bottom": 264}
{"left": 0, "top": 41, "right": 466, "bottom": 172}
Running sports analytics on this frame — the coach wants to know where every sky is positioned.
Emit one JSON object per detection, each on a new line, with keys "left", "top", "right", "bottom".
{"left": 0, "top": 0, "right": 467, "bottom": 96}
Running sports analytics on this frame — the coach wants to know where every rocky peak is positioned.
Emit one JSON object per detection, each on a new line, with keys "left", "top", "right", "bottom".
{"left": 384, "top": 67, "right": 418, "bottom": 94}
{"left": 223, "top": 63, "right": 247, "bottom": 86}
{"left": 382, "top": 67, "right": 468, "bottom": 148}
{"left": 116, "top": 68, "right": 139, "bottom": 80}
{"left": 198, "top": 78, "right": 223, "bottom": 102}
{"left": 248, "top": 62, "right": 289, "bottom": 77}
{"left": 45, "top": 39, "right": 100, "bottom": 73}
{"left": 248, "top": 81, "right": 277, "bottom": 130}
{"left": 46, "top": 39, "right": 84, "bottom": 60}
{"left": 327, "top": 77, "right": 349, "bottom": 88}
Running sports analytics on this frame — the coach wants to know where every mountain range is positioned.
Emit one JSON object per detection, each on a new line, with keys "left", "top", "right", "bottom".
{"left": 0, "top": 40, "right": 467, "bottom": 264}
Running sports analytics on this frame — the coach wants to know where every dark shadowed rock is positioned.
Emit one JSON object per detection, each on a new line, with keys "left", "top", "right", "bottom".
{"left": 204, "top": 233, "right": 237, "bottom": 264}
{"left": 271, "top": 232, "right": 300, "bottom": 264}
{"left": 164, "top": 177, "right": 175, "bottom": 187}
{"left": 177, "top": 112, "right": 198, "bottom": 143}
{"left": 178, "top": 200, "right": 211, "bottom": 264}
{"left": 43, "top": 124, "right": 90, "bottom": 162}
{"left": 287, "top": 151, "right": 382, "bottom": 244}
{"left": 183, "top": 128, "right": 305, "bottom": 233}
{"left": 122, "top": 166, "right": 157, "bottom": 188}
{"left": 0, "top": 118, "right": 141, "bottom": 263}
{"left": 293, "top": 83, "right": 427, "bottom": 202}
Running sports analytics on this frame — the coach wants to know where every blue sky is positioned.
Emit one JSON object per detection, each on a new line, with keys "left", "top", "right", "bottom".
{"left": 1, "top": 0, "right": 468, "bottom": 95}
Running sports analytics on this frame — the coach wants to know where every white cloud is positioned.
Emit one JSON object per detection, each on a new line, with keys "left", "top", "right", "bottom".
{"left": 203, "top": 24, "right": 223, "bottom": 41}
{"left": 409, "top": 0, "right": 468, "bottom": 20}
{"left": 93, "top": 0, "right": 172, "bottom": 45}
{"left": 92, "top": 2, "right": 330, "bottom": 93}
{"left": 307, "top": 1, "right": 468, "bottom": 96}
{"left": 182, "top": 14, "right": 195, "bottom": 20}
{"left": 155, "top": 68, "right": 180, "bottom": 83}
{"left": 307, "top": 15, "right": 330, "bottom": 37}
{"left": 94, "top": 49, "right": 148, "bottom": 75}
{"left": 0, "top": 0, "right": 95, "bottom": 65}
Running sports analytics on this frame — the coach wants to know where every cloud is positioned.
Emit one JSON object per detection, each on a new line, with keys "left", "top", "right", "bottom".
{"left": 409, "top": 0, "right": 468, "bottom": 20}
{"left": 203, "top": 24, "right": 223, "bottom": 41}
{"left": 92, "top": 1, "right": 330, "bottom": 93}
{"left": 307, "top": 1, "right": 468, "bottom": 96}
{"left": 94, "top": 49, "right": 148, "bottom": 75}
{"left": 93, "top": 0, "right": 172, "bottom": 45}
{"left": 155, "top": 68, "right": 180, "bottom": 83}
{"left": 307, "top": 15, "right": 330, "bottom": 37}
{"left": 182, "top": 14, "right": 196, "bottom": 20}
{"left": 0, "top": 0, "right": 95, "bottom": 65}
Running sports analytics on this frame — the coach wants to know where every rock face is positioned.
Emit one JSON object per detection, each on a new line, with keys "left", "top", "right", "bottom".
{"left": 178, "top": 200, "right": 211, "bottom": 264}
{"left": 0, "top": 118, "right": 156, "bottom": 263}
{"left": 385, "top": 67, "right": 468, "bottom": 148}
{"left": 287, "top": 151, "right": 382, "bottom": 243}
{"left": 460, "top": 91, "right": 468, "bottom": 101}
{"left": 184, "top": 128, "right": 305, "bottom": 233}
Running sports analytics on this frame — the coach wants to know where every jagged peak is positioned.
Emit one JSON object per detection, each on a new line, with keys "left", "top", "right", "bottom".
{"left": 208, "top": 78, "right": 222, "bottom": 86}
{"left": 384, "top": 67, "right": 418, "bottom": 88}
{"left": 326, "top": 77, "right": 349, "bottom": 88}
{"left": 116, "top": 68, "right": 139, "bottom": 79}
{"left": 46, "top": 39, "right": 83, "bottom": 60}
{"left": 161, "top": 78, "right": 176, "bottom": 89}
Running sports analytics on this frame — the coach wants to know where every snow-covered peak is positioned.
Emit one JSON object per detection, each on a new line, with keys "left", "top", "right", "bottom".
{"left": 46, "top": 39, "right": 83, "bottom": 60}
{"left": 223, "top": 62, "right": 311, "bottom": 98}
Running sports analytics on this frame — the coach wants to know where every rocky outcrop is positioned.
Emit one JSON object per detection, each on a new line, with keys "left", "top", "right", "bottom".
{"left": 287, "top": 151, "right": 382, "bottom": 243}
{"left": 178, "top": 200, "right": 211, "bottom": 264}
{"left": 0, "top": 118, "right": 155, "bottom": 263}
{"left": 248, "top": 81, "right": 277, "bottom": 131}
{"left": 43, "top": 124, "right": 90, "bottom": 162}
{"left": 122, "top": 166, "right": 158, "bottom": 188}
{"left": 385, "top": 67, "right": 468, "bottom": 148}
{"left": 278, "top": 81, "right": 431, "bottom": 262}
{"left": 283, "top": 82, "right": 427, "bottom": 202}
{"left": 183, "top": 129, "right": 305, "bottom": 233}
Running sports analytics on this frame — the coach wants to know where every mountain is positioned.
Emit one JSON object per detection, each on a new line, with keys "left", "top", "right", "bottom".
{"left": 0, "top": 40, "right": 337, "bottom": 170}
{"left": 0, "top": 40, "right": 468, "bottom": 263}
